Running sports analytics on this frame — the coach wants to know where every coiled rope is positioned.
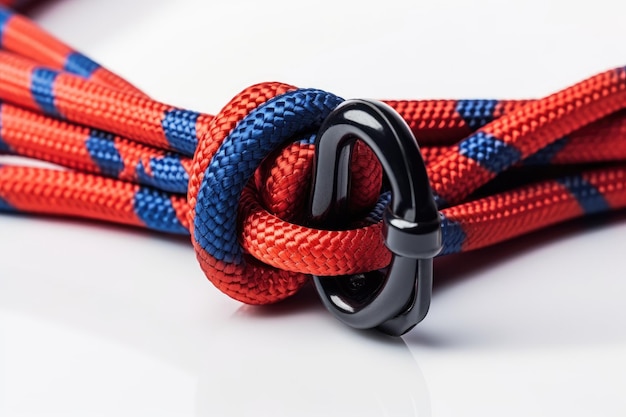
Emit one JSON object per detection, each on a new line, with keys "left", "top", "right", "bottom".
{"left": 1, "top": 5, "right": 625, "bottom": 305}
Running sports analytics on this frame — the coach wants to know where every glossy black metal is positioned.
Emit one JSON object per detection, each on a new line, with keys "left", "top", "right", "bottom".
{"left": 308, "top": 99, "right": 442, "bottom": 336}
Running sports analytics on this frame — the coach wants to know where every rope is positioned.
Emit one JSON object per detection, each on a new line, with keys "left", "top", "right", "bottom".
{"left": 1, "top": 5, "right": 626, "bottom": 305}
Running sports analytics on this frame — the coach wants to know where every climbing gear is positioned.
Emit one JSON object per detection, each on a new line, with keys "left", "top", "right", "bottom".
{"left": 1, "top": 5, "right": 626, "bottom": 335}
{"left": 308, "top": 99, "right": 441, "bottom": 335}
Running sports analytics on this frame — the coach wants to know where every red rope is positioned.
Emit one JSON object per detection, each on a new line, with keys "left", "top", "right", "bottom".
{"left": 1, "top": 6, "right": 625, "bottom": 305}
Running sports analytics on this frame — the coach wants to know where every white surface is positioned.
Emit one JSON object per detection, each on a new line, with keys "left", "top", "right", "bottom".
{"left": 1, "top": 0, "right": 626, "bottom": 416}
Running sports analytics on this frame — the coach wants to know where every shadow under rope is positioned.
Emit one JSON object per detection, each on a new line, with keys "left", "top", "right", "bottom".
{"left": 403, "top": 209, "right": 626, "bottom": 348}
{"left": 193, "top": 286, "right": 432, "bottom": 417}
{"left": 434, "top": 209, "right": 626, "bottom": 291}
{"left": 0, "top": 211, "right": 433, "bottom": 416}
{"left": 232, "top": 208, "right": 626, "bottom": 349}
{"left": 198, "top": 208, "right": 626, "bottom": 415}
{"left": 1, "top": 198, "right": 626, "bottom": 415}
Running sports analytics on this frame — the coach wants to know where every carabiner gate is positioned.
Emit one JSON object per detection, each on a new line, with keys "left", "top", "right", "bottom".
{"left": 308, "top": 99, "right": 442, "bottom": 336}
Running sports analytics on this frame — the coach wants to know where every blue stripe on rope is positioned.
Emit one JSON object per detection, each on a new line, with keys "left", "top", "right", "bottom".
{"left": 459, "top": 131, "right": 522, "bottom": 173}
{"left": 31, "top": 67, "right": 61, "bottom": 118}
{"left": 455, "top": 99, "right": 499, "bottom": 130}
{"left": 0, "top": 6, "right": 13, "bottom": 47}
{"left": 297, "top": 132, "right": 317, "bottom": 145}
{"left": 64, "top": 52, "right": 101, "bottom": 78}
{"left": 524, "top": 137, "right": 568, "bottom": 166}
{"left": 161, "top": 109, "right": 200, "bottom": 156}
{"left": 440, "top": 215, "right": 466, "bottom": 255}
{"left": 133, "top": 187, "right": 188, "bottom": 234}
{"left": 364, "top": 192, "right": 391, "bottom": 224}
{"left": 0, "top": 195, "right": 15, "bottom": 212}
{"left": 433, "top": 192, "right": 447, "bottom": 210}
{"left": 0, "top": 104, "right": 13, "bottom": 153}
{"left": 136, "top": 155, "right": 189, "bottom": 194}
{"left": 85, "top": 130, "right": 124, "bottom": 177}
{"left": 194, "top": 89, "right": 343, "bottom": 263}
{"left": 557, "top": 175, "right": 610, "bottom": 214}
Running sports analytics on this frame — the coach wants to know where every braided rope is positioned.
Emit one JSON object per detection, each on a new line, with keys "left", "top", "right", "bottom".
{"left": 1, "top": 5, "right": 626, "bottom": 306}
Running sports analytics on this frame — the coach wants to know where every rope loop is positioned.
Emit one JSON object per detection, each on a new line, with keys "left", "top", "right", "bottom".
{"left": 2, "top": 5, "right": 626, "bottom": 314}
{"left": 187, "top": 84, "right": 401, "bottom": 304}
{"left": 189, "top": 84, "right": 349, "bottom": 303}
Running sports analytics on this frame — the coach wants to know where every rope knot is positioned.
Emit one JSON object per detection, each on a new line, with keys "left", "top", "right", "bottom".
{"left": 188, "top": 83, "right": 388, "bottom": 304}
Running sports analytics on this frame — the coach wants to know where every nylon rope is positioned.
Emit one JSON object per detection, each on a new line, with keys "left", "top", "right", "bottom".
{"left": 1, "top": 5, "right": 625, "bottom": 305}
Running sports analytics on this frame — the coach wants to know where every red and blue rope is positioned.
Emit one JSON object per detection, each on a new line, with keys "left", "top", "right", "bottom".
{"left": 1, "top": 4, "right": 625, "bottom": 305}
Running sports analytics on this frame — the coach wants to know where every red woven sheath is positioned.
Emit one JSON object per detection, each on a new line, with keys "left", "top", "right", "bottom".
{"left": 1, "top": 5, "right": 626, "bottom": 304}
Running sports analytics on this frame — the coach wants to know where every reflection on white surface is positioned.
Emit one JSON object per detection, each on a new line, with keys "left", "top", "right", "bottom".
{"left": 2, "top": 0, "right": 626, "bottom": 415}
{"left": 403, "top": 215, "right": 626, "bottom": 417}
{"left": 1, "top": 205, "right": 626, "bottom": 416}
{"left": 1, "top": 291, "right": 432, "bottom": 417}
{"left": 197, "top": 286, "right": 430, "bottom": 417}
{"left": 0, "top": 215, "right": 431, "bottom": 417}
{"left": 2, "top": 313, "right": 197, "bottom": 416}
{"left": 411, "top": 214, "right": 626, "bottom": 349}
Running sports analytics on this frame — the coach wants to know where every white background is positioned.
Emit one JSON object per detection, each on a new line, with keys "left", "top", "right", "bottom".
{"left": 1, "top": 0, "right": 626, "bottom": 416}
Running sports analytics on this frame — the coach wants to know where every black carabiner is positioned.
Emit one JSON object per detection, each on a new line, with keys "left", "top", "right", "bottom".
{"left": 308, "top": 99, "right": 442, "bottom": 336}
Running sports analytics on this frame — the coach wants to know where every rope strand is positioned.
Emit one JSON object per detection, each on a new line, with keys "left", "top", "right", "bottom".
{"left": 1, "top": 4, "right": 625, "bottom": 304}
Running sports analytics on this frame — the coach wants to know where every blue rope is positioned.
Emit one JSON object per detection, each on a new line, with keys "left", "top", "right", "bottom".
{"left": 193, "top": 89, "right": 343, "bottom": 264}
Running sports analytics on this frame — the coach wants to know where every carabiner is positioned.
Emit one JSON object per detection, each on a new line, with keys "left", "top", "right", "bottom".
{"left": 308, "top": 99, "right": 442, "bottom": 336}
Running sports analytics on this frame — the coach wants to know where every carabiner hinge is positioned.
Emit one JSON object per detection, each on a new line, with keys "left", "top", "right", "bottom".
{"left": 308, "top": 99, "right": 442, "bottom": 336}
